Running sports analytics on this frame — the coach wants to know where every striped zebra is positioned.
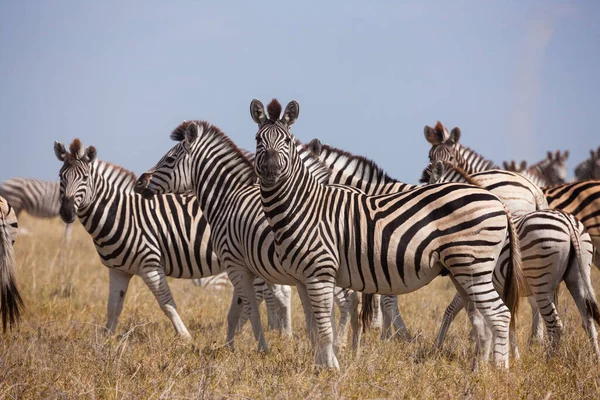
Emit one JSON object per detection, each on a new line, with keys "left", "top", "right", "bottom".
{"left": 134, "top": 122, "right": 364, "bottom": 356}
{"left": 502, "top": 151, "right": 569, "bottom": 187}
{"left": 423, "top": 125, "right": 600, "bottom": 269}
{"left": 0, "top": 196, "right": 23, "bottom": 332}
{"left": 251, "top": 99, "right": 524, "bottom": 370}
{"left": 574, "top": 147, "right": 600, "bottom": 181}
{"left": 53, "top": 139, "right": 291, "bottom": 340}
{"left": 423, "top": 161, "right": 600, "bottom": 356}
{"left": 423, "top": 121, "right": 568, "bottom": 187}
{"left": 0, "top": 178, "right": 73, "bottom": 255}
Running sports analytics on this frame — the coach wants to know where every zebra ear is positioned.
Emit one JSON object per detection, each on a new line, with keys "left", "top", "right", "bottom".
{"left": 54, "top": 141, "right": 67, "bottom": 162}
{"left": 250, "top": 99, "right": 267, "bottom": 125}
{"left": 502, "top": 161, "right": 510, "bottom": 170}
{"left": 307, "top": 138, "right": 322, "bottom": 156}
{"left": 520, "top": 161, "right": 527, "bottom": 171}
{"left": 424, "top": 126, "right": 443, "bottom": 145}
{"left": 85, "top": 146, "right": 97, "bottom": 163}
{"left": 431, "top": 161, "right": 445, "bottom": 183}
{"left": 562, "top": 150, "right": 569, "bottom": 161}
{"left": 448, "top": 127, "right": 461, "bottom": 144}
{"left": 282, "top": 101, "right": 299, "bottom": 126}
{"left": 182, "top": 122, "right": 200, "bottom": 154}
{"left": 547, "top": 151, "right": 553, "bottom": 160}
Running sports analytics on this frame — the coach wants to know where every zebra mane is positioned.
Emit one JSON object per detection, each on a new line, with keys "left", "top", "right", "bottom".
{"left": 318, "top": 143, "right": 396, "bottom": 184}
{"left": 295, "top": 138, "right": 331, "bottom": 184}
{"left": 170, "top": 119, "right": 255, "bottom": 172}
{"left": 94, "top": 160, "right": 138, "bottom": 192}
{"left": 456, "top": 145, "right": 499, "bottom": 170}
{"left": 419, "top": 161, "right": 479, "bottom": 186}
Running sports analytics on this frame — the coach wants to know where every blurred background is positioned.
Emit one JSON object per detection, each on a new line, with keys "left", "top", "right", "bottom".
{"left": 1, "top": 0, "right": 598, "bottom": 183}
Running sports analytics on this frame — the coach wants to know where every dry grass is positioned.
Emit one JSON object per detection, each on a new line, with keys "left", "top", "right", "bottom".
{"left": 2, "top": 215, "right": 600, "bottom": 399}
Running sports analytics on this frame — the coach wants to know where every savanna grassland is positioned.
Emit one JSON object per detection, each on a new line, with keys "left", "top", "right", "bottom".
{"left": 2, "top": 215, "right": 600, "bottom": 399}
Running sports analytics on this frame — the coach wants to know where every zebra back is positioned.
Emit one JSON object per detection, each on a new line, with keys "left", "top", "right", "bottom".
{"left": 504, "top": 151, "right": 568, "bottom": 187}
{"left": 543, "top": 180, "right": 600, "bottom": 245}
{"left": 422, "top": 160, "right": 548, "bottom": 216}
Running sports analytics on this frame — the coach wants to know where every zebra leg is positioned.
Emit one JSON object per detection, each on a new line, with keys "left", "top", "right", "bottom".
{"left": 105, "top": 269, "right": 132, "bottom": 334}
{"left": 371, "top": 294, "right": 382, "bottom": 330}
{"left": 305, "top": 278, "right": 339, "bottom": 369}
{"left": 530, "top": 290, "right": 562, "bottom": 354}
{"left": 227, "top": 269, "right": 268, "bottom": 353}
{"left": 449, "top": 275, "right": 499, "bottom": 368}
{"left": 265, "top": 283, "right": 293, "bottom": 337}
{"left": 527, "top": 296, "right": 545, "bottom": 344}
{"left": 380, "top": 295, "right": 410, "bottom": 341}
{"left": 436, "top": 293, "right": 465, "bottom": 349}
{"left": 349, "top": 290, "right": 362, "bottom": 353}
{"left": 563, "top": 261, "right": 600, "bottom": 360}
{"left": 297, "top": 283, "right": 318, "bottom": 345}
{"left": 140, "top": 267, "right": 191, "bottom": 340}
{"left": 333, "top": 288, "right": 351, "bottom": 351}
{"left": 226, "top": 290, "right": 244, "bottom": 348}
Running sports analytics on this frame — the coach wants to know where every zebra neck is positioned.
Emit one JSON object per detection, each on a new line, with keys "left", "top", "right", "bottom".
{"left": 456, "top": 145, "right": 498, "bottom": 173}
{"left": 188, "top": 135, "right": 256, "bottom": 223}
{"left": 259, "top": 153, "right": 322, "bottom": 234}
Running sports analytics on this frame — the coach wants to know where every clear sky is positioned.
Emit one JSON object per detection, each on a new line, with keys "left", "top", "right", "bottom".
{"left": 1, "top": 0, "right": 598, "bottom": 184}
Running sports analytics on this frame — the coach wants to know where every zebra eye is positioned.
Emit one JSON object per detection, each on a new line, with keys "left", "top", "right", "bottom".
{"left": 165, "top": 156, "right": 175, "bottom": 163}
{"left": 284, "top": 137, "right": 291, "bottom": 144}
{"left": 82, "top": 175, "right": 89, "bottom": 181}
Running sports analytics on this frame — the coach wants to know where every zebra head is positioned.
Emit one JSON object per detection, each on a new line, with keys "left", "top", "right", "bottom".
{"left": 250, "top": 99, "right": 300, "bottom": 187}
{"left": 135, "top": 121, "right": 197, "bottom": 199}
{"left": 424, "top": 121, "right": 461, "bottom": 164}
{"left": 54, "top": 139, "right": 97, "bottom": 223}
{"left": 544, "top": 150, "right": 569, "bottom": 184}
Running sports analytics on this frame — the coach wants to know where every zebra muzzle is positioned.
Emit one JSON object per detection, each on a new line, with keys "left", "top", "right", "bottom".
{"left": 134, "top": 174, "right": 156, "bottom": 199}
{"left": 59, "top": 197, "right": 76, "bottom": 224}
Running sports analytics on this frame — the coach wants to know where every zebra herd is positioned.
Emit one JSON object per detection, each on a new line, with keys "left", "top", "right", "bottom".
{"left": 1, "top": 98, "right": 600, "bottom": 372}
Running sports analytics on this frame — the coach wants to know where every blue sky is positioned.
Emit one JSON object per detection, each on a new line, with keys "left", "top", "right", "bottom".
{"left": 1, "top": 0, "right": 598, "bottom": 184}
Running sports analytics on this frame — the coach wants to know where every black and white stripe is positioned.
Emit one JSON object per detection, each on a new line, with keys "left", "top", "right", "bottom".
{"left": 251, "top": 99, "right": 524, "bottom": 370}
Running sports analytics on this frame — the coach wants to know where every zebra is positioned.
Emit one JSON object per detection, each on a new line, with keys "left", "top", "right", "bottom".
{"left": 423, "top": 160, "right": 600, "bottom": 356}
{"left": 502, "top": 151, "right": 569, "bottom": 187}
{"left": 423, "top": 125, "right": 600, "bottom": 270}
{"left": 574, "top": 147, "right": 600, "bottom": 181}
{"left": 53, "top": 139, "right": 291, "bottom": 340}
{"left": 423, "top": 121, "right": 568, "bottom": 186}
{"left": 251, "top": 98, "right": 524, "bottom": 370}
{"left": 134, "top": 122, "right": 365, "bottom": 356}
{"left": 0, "top": 178, "right": 72, "bottom": 243}
{"left": 0, "top": 196, "right": 23, "bottom": 332}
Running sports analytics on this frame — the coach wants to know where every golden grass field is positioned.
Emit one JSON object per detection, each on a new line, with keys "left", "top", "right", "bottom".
{"left": 3, "top": 214, "right": 600, "bottom": 399}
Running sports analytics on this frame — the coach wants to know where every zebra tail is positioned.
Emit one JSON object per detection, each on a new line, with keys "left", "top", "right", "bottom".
{"left": 502, "top": 205, "right": 524, "bottom": 334}
{"left": 0, "top": 212, "right": 23, "bottom": 332}
{"left": 360, "top": 293, "right": 374, "bottom": 333}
